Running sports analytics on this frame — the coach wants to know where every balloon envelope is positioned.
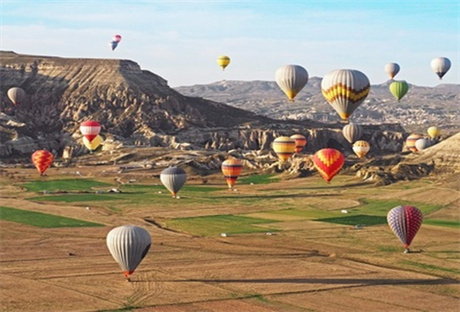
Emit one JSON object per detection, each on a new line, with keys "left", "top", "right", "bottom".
{"left": 406, "top": 134, "right": 422, "bottom": 152}
{"left": 31, "top": 150, "right": 54, "bottom": 175}
{"left": 389, "top": 80, "right": 409, "bottom": 101}
{"left": 431, "top": 57, "right": 451, "bottom": 79}
{"left": 83, "top": 135, "right": 102, "bottom": 151}
{"left": 321, "top": 69, "right": 370, "bottom": 120}
{"left": 106, "top": 225, "right": 151, "bottom": 278}
{"left": 216, "top": 55, "right": 230, "bottom": 70}
{"left": 342, "top": 123, "right": 363, "bottom": 144}
{"left": 387, "top": 205, "right": 423, "bottom": 250}
{"left": 384, "top": 63, "right": 400, "bottom": 79}
{"left": 415, "top": 138, "right": 430, "bottom": 151}
{"left": 7, "top": 87, "right": 25, "bottom": 105}
{"left": 352, "top": 140, "right": 370, "bottom": 158}
{"left": 80, "top": 121, "right": 101, "bottom": 142}
{"left": 290, "top": 134, "right": 307, "bottom": 153}
{"left": 275, "top": 65, "right": 309, "bottom": 101}
{"left": 221, "top": 158, "right": 243, "bottom": 189}
{"left": 313, "top": 148, "right": 344, "bottom": 183}
{"left": 109, "top": 41, "right": 118, "bottom": 51}
{"left": 272, "top": 136, "right": 296, "bottom": 162}
{"left": 113, "top": 34, "right": 122, "bottom": 42}
{"left": 160, "top": 167, "right": 187, "bottom": 197}
{"left": 427, "top": 126, "right": 440, "bottom": 139}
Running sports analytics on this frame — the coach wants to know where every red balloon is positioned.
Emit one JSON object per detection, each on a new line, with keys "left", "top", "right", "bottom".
{"left": 80, "top": 121, "right": 101, "bottom": 142}
{"left": 221, "top": 158, "right": 243, "bottom": 189}
{"left": 31, "top": 150, "right": 54, "bottom": 175}
{"left": 313, "top": 148, "right": 344, "bottom": 183}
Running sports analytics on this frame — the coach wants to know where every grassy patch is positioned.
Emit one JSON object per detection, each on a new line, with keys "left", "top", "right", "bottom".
{"left": 315, "top": 214, "right": 387, "bottom": 226}
{"left": 376, "top": 245, "right": 401, "bottom": 252}
{"left": 0, "top": 206, "right": 103, "bottom": 228}
{"left": 353, "top": 199, "right": 442, "bottom": 216}
{"left": 22, "top": 179, "right": 112, "bottom": 192}
{"left": 401, "top": 260, "right": 460, "bottom": 275}
{"left": 165, "top": 214, "right": 279, "bottom": 237}
{"left": 424, "top": 219, "right": 460, "bottom": 229}
{"left": 239, "top": 174, "right": 279, "bottom": 185}
{"left": 28, "top": 194, "right": 120, "bottom": 202}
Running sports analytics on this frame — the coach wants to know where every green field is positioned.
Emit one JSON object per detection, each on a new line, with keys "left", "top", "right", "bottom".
{"left": 22, "top": 178, "right": 112, "bottom": 192}
{"left": 0, "top": 206, "right": 103, "bottom": 228}
{"left": 239, "top": 173, "right": 279, "bottom": 185}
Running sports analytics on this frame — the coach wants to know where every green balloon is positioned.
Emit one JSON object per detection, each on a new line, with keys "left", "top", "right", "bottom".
{"left": 389, "top": 80, "right": 409, "bottom": 101}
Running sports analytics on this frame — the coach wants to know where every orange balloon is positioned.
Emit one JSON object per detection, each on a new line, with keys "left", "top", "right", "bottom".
{"left": 31, "top": 150, "right": 54, "bottom": 175}
{"left": 221, "top": 158, "right": 243, "bottom": 189}
{"left": 313, "top": 148, "right": 344, "bottom": 183}
{"left": 290, "top": 134, "right": 307, "bottom": 153}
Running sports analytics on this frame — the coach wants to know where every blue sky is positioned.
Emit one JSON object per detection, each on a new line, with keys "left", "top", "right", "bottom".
{"left": 1, "top": 0, "right": 459, "bottom": 87}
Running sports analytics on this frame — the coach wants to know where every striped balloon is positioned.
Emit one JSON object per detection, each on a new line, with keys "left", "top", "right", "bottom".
{"left": 387, "top": 205, "right": 423, "bottom": 251}
{"left": 272, "top": 136, "right": 296, "bottom": 162}
{"left": 275, "top": 65, "right": 309, "bottom": 101}
{"left": 7, "top": 87, "right": 26, "bottom": 106}
{"left": 290, "top": 134, "right": 307, "bottom": 153}
{"left": 31, "top": 150, "right": 54, "bottom": 175}
{"left": 160, "top": 167, "right": 187, "bottom": 197}
{"left": 389, "top": 80, "right": 409, "bottom": 101}
{"left": 106, "top": 225, "right": 151, "bottom": 280}
{"left": 352, "top": 140, "right": 370, "bottom": 158}
{"left": 342, "top": 123, "right": 363, "bottom": 144}
{"left": 80, "top": 121, "right": 101, "bottom": 142}
{"left": 217, "top": 55, "right": 231, "bottom": 70}
{"left": 313, "top": 148, "right": 344, "bottom": 183}
{"left": 321, "top": 69, "right": 370, "bottom": 120}
{"left": 406, "top": 134, "right": 423, "bottom": 152}
{"left": 222, "top": 158, "right": 243, "bottom": 189}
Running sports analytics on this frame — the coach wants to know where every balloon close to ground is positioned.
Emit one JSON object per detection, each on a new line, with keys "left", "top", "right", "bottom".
{"left": 217, "top": 55, "right": 231, "bottom": 70}
{"left": 352, "top": 140, "right": 370, "bottom": 158}
{"left": 389, "top": 80, "right": 409, "bottom": 101}
{"left": 387, "top": 205, "right": 423, "bottom": 250}
{"left": 290, "top": 134, "right": 307, "bottom": 153}
{"left": 313, "top": 148, "right": 344, "bottom": 183}
{"left": 431, "top": 57, "right": 451, "bottom": 80}
{"left": 80, "top": 121, "right": 101, "bottom": 142}
{"left": 321, "top": 69, "right": 370, "bottom": 120}
{"left": 415, "top": 138, "right": 430, "bottom": 151}
{"left": 221, "top": 158, "right": 243, "bottom": 189}
{"left": 406, "top": 134, "right": 423, "bottom": 152}
{"left": 384, "top": 62, "right": 400, "bottom": 79}
{"left": 272, "top": 136, "right": 296, "bottom": 162}
{"left": 106, "top": 225, "right": 151, "bottom": 279}
{"left": 427, "top": 126, "right": 441, "bottom": 139}
{"left": 31, "top": 150, "right": 54, "bottom": 175}
{"left": 83, "top": 135, "right": 103, "bottom": 151}
{"left": 275, "top": 65, "right": 309, "bottom": 101}
{"left": 160, "top": 167, "right": 187, "bottom": 197}
{"left": 7, "top": 87, "right": 25, "bottom": 106}
{"left": 342, "top": 123, "right": 363, "bottom": 144}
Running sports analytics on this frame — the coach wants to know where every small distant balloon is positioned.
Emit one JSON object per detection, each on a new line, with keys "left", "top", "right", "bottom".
{"left": 221, "top": 158, "right": 243, "bottom": 189}
{"left": 32, "top": 150, "right": 54, "bottom": 175}
{"left": 290, "top": 134, "right": 307, "bottom": 153}
{"left": 427, "top": 126, "right": 440, "bottom": 140}
{"left": 342, "top": 123, "right": 363, "bottom": 144}
{"left": 7, "top": 87, "right": 25, "bottom": 106}
{"left": 160, "top": 167, "right": 187, "bottom": 198}
{"left": 384, "top": 62, "right": 400, "bottom": 79}
{"left": 80, "top": 121, "right": 101, "bottom": 142}
{"left": 272, "top": 136, "right": 296, "bottom": 162}
{"left": 113, "top": 34, "right": 122, "bottom": 43}
{"left": 313, "top": 148, "right": 344, "bottom": 183}
{"left": 275, "top": 65, "right": 309, "bottom": 101}
{"left": 389, "top": 80, "right": 409, "bottom": 101}
{"left": 109, "top": 41, "right": 118, "bottom": 51}
{"left": 406, "top": 134, "right": 423, "bottom": 153}
{"left": 431, "top": 57, "right": 451, "bottom": 80}
{"left": 217, "top": 55, "right": 231, "bottom": 70}
{"left": 352, "top": 140, "right": 370, "bottom": 158}
{"left": 415, "top": 138, "right": 430, "bottom": 151}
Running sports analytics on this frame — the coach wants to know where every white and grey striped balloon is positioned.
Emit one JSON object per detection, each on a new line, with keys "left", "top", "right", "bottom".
{"left": 160, "top": 167, "right": 187, "bottom": 197}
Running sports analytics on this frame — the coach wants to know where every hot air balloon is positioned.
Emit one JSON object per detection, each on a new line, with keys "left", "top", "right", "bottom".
{"left": 109, "top": 41, "right": 118, "bottom": 51}
{"left": 83, "top": 135, "right": 103, "bottom": 152}
{"left": 106, "top": 225, "right": 151, "bottom": 281}
{"left": 7, "top": 87, "right": 25, "bottom": 106}
{"left": 384, "top": 62, "right": 400, "bottom": 79}
{"left": 160, "top": 167, "right": 187, "bottom": 198}
{"left": 406, "top": 134, "right": 422, "bottom": 153}
{"left": 217, "top": 55, "right": 230, "bottom": 70}
{"left": 387, "top": 205, "right": 423, "bottom": 253}
{"left": 113, "top": 34, "right": 122, "bottom": 43}
{"left": 80, "top": 121, "right": 101, "bottom": 142}
{"left": 221, "top": 158, "right": 243, "bottom": 189}
{"left": 431, "top": 57, "right": 451, "bottom": 79}
{"left": 321, "top": 69, "right": 370, "bottom": 120}
{"left": 272, "top": 136, "right": 296, "bottom": 162}
{"left": 342, "top": 123, "right": 363, "bottom": 144}
{"left": 313, "top": 148, "right": 344, "bottom": 183}
{"left": 415, "top": 138, "right": 430, "bottom": 151}
{"left": 389, "top": 80, "right": 409, "bottom": 101}
{"left": 427, "top": 126, "right": 440, "bottom": 140}
{"left": 31, "top": 150, "right": 54, "bottom": 175}
{"left": 352, "top": 140, "right": 370, "bottom": 158}
{"left": 290, "top": 134, "right": 307, "bottom": 153}
{"left": 275, "top": 65, "right": 309, "bottom": 101}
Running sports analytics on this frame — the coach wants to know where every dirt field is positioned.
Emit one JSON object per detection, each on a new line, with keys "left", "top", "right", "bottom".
{"left": 1, "top": 166, "right": 459, "bottom": 312}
